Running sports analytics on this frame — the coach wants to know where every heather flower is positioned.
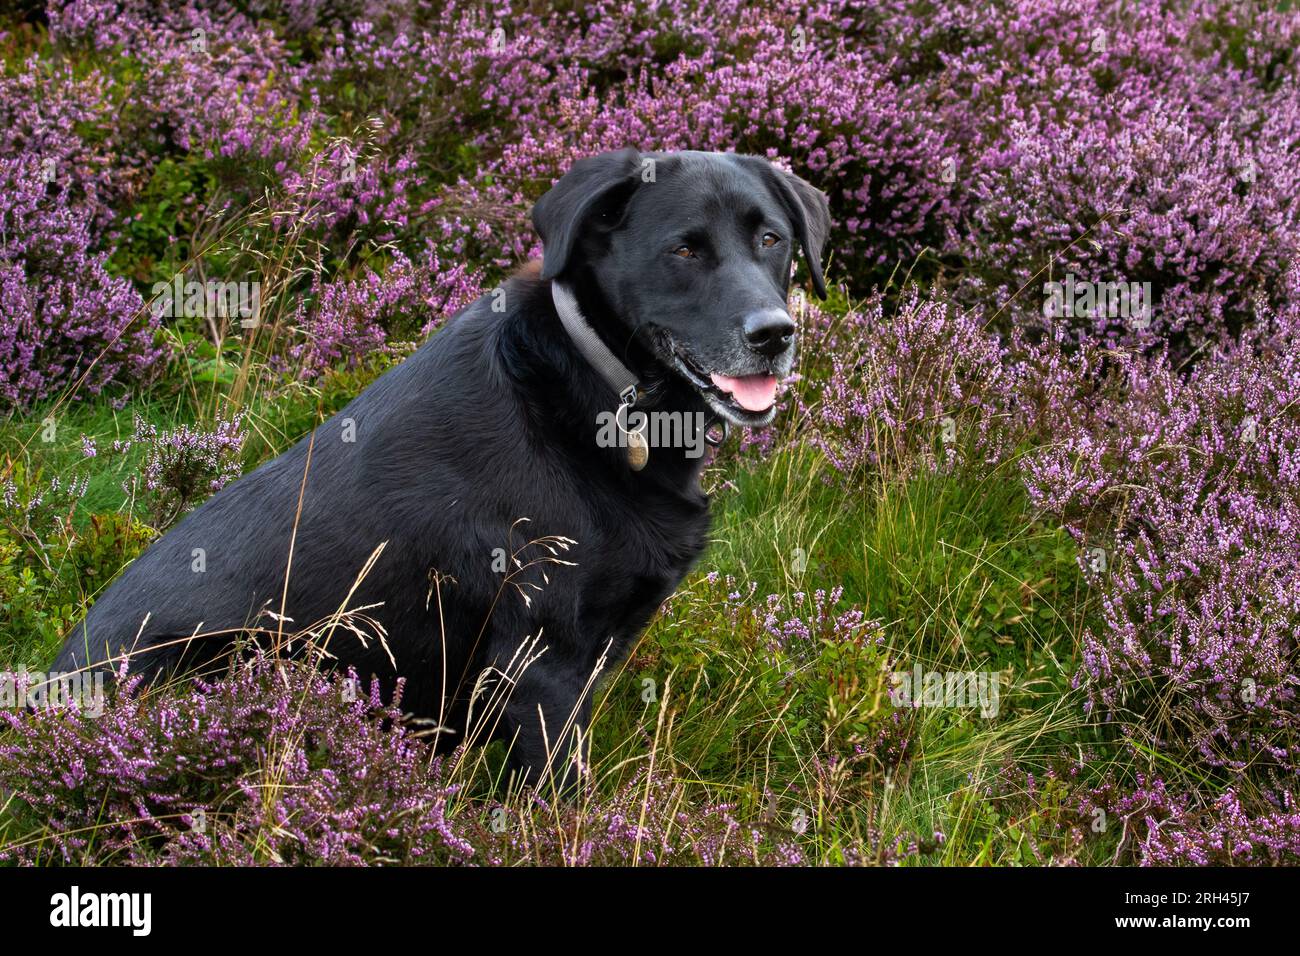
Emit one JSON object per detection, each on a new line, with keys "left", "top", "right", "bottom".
{"left": 0, "top": 657, "right": 475, "bottom": 865}
{"left": 0, "top": 470, "right": 89, "bottom": 548}
{"left": 113, "top": 414, "right": 247, "bottom": 527}
{"left": 1080, "top": 776, "right": 1300, "bottom": 866}
{"left": 805, "top": 290, "right": 1021, "bottom": 480}
{"left": 0, "top": 155, "right": 161, "bottom": 407}
{"left": 287, "top": 247, "right": 483, "bottom": 378}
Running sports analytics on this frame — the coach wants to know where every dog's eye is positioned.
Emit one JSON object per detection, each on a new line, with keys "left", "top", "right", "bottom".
{"left": 672, "top": 245, "right": 696, "bottom": 259}
{"left": 761, "top": 232, "right": 781, "bottom": 248}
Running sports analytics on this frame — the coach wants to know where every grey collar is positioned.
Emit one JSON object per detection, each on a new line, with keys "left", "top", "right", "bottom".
{"left": 551, "top": 281, "right": 641, "bottom": 409}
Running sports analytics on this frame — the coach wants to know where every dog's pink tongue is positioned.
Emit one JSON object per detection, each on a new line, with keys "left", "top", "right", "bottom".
{"left": 710, "top": 373, "right": 778, "bottom": 412}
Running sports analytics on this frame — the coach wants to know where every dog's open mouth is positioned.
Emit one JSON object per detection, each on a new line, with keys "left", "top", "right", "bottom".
{"left": 654, "top": 332, "right": 780, "bottom": 425}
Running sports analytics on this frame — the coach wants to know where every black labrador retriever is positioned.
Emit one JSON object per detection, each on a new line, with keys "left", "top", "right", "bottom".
{"left": 53, "top": 148, "right": 831, "bottom": 788}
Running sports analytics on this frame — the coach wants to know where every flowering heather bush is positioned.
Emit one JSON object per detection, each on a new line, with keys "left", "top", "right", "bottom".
{"left": 959, "top": 108, "right": 1300, "bottom": 346}
{"left": 494, "top": 769, "right": 921, "bottom": 866}
{"left": 985, "top": 764, "right": 1300, "bottom": 866}
{"left": 1079, "top": 775, "right": 1300, "bottom": 866}
{"left": 855, "top": 0, "right": 1300, "bottom": 345}
{"left": 772, "top": 275, "right": 1300, "bottom": 862}
{"left": 288, "top": 248, "right": 483, "bottom": 378}
{"left": 0, "top": 469, "right": 89, "bottom": 548}
{"left": 699, "top": 572, "right": 878, "bottom": 664}
{"left": 112, "top": 414, "right": 247, "bottom": 527}
{"left": 483, "top": 774, "right": 813, "bottom": 866}
{"left": 275, "top": 136, "right": 430, "bottom": 246}
{"left": 1006, "top": 289, "right": 1300, "bottom": 866}
{"left": 1022, "top": 300, "right": 1300, "bottom": 783}
{"left": 0, "top": 655, "right": 925, "bottom": 865}
{"left": 0, "top": 659, "right": 474, "bottom": 865}
{"left": 0, "top": 54, "right": 124, "bottom": 239}
{"left": 48, "top": 1, "right": 314, "bottom": 170}
{"left": 754, "top": 585, "right": 871, "bottom": 657}
{"left": 805, "top": 292, "right": 1020, "bottom": 480}
{"left": 0, "top": 156, "right": 160, "bottom": 406}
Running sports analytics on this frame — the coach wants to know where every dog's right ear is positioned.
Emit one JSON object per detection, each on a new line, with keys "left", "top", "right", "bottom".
{"left": 532, "top": 148, "right": 644, "bottom": 281}
{"left": 735, "top": 157, "right": 833, "bottom": 299}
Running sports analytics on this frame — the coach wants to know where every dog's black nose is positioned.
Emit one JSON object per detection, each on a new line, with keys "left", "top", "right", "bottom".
{"left": 742, "top": 309, "right": 795, "bottom": 358}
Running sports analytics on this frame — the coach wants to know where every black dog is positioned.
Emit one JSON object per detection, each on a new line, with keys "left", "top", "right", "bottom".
{"left": 53, "top": 149, "right": 831, "bottom": 788}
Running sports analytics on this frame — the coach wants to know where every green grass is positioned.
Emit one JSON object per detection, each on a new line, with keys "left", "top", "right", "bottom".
{"left": 565, "top": 440, "right": 1121, "bottom": 865}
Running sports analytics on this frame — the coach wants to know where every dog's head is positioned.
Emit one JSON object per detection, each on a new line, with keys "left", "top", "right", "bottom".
{"left": 532, "top": 149, "right": 832, "bottom": 427}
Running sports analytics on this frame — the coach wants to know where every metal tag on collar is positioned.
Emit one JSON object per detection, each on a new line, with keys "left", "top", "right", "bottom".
{"left": 616, "top": 394, "right": 649, "bottom": 471}
{"left": 619, "top": 384, "right": 639, "bottom": 409}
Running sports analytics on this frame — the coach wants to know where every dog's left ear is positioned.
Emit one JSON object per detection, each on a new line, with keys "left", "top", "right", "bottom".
{"left": 741, "top": 158, "right": 833, "bottom": 299}
{"left": 533, "top": 147, "right": 644, "bottom": 281}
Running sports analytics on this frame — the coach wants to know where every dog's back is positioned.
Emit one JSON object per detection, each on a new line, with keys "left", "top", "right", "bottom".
{"left": 54, "top": 293, "right": 511, "bottom": 694}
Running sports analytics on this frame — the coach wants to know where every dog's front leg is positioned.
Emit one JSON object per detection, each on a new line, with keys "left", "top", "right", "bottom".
{"left": 500, "top": 663, "right": 593, "bottom": 798}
